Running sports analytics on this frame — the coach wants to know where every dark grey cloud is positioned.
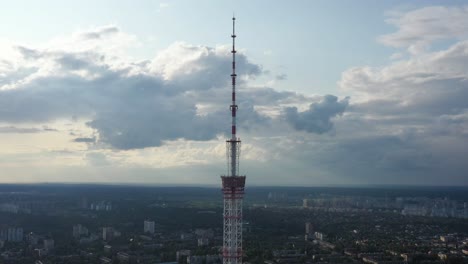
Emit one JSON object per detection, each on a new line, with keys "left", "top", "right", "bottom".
{"left": 283, "top": 95, "right": 349, "bottom": 134}
{"left": 56, "top": 53, "right": 98, "bottom": 70}
{"left": 275, "top": 73, "right": 287, "bottom": 81}
{"left": 85, "top": 95, "right": 221, "bottom": 149}
{"left": 79, "top": 26, "right": 119, "bottom": 40}
{"left": 16, "top": 46, "right": 42, "bottom": 60}
{"left": 73, "top": 137, "right": 96, "bottom": 143}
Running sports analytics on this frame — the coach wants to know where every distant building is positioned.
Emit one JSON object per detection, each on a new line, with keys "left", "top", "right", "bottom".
{"left": 28, "top": 233, "right": 39, "bottom": 245}
{"left": 102, "top": 227, "right": 114, "bottom": 241}
{"left": 73, "top": 224, "right": 89, "bottom": 238}
{"left": 305, "top": 222, "right": 314, "bottom": 241}
{"left": 176, "top": 250, "right": 191, "bottom": 262}
{"left": 34, "top": 248, "right": 48, "bottom": 257}
{"left": 43, "top": 239, "right": 54, "bottom": 251}
{"left": 0, "top": 203, "right": 19, "bottom": 213}
{"left": 143, "top": 220, "right": 155, "bottom": 234}
{"left": 180, "top": 233, "right": 193, "bottom": 240}
{"left": 91, "top": 201, "right": 112, "bottom": 211}
{"left": 198, "top": 238, "right": 209, "bottom": 247}
{"left": 438, "top": 253, "right": 448, "bottom": 261}
{"left": 314, "top": 232, "right": 325, "bottom": 241}
{"left": 402, "top": 204, "right": 427, "bottom": 216}
{"left": 0, "top": 227, "right": 23, "bottom": 242}
{"left": 10, "top": 228, "right": 23, "bottom": 242}
{"left": 194, "top": 228, "right": 214, "bottom": 239}
{"left": 303, "top": 199, "right": 308, "bottom": 208}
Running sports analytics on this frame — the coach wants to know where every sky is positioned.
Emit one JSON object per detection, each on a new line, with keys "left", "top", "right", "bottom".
{"left": 0, "top": 0, "right": 468, "bottom": 186}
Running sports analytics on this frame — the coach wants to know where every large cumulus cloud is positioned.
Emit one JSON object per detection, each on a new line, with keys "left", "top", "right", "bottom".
{"left": 0, "top": 26, "right": 344, "bottom": 150}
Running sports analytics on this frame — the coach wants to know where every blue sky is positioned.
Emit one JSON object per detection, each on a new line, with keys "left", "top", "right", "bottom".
{"left": 1, "top": 1, "right": 468, "bottom": 185}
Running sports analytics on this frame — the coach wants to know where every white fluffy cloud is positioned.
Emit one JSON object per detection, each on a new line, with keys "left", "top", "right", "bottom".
{"left": 379, "top": 6, "right": 468, "bottom": 53}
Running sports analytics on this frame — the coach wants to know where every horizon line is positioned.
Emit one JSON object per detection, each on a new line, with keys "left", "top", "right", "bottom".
{"left": 0, "top": 182, "right": 467, "bottom": 189}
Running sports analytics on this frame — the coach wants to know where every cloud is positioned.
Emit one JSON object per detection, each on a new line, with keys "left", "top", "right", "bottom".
{"left": 79, "top": 26, "right": 119, "bottom": 40}
{"left": 283, "top": 95, "right": 349, "bottom": 134}
{"left": 0, "top": 26, "right": 343, "bottom": 150}
{"left": 159, "top": 3, "right": 169, "bottom": 9}
{"left": 275, "top": 73, "right": 287, "bottom": 81}
{"left": 73, "top": 137, "right": 95, "bottom": 143}
{"left": 16, "top": 46, "right": 42, "bottom": 60}
{"left": 150, "top": 42, "right": 261, "bottom": 88}
{"left": 0, "top": 126, "right": 57, "bottom": 133}
{"left": 85, "top": 152, "right": 110, "bottom": 166}
{"left": 2, "top": 6, "right": 468, "bottom": 186}
{"left": 157, "top": 2, "right": 169, "bottom": 12}
{"left": 332, "top": 5, "right": 468, "bottom": 184}
{"left": 0, "top": 126, "right": 41, "bottom": 133}
{"left": 340, "top": 41, "right": 468, "bottom": 115}
{"left": 379, "top": 6, "right": 468, "bottom": 52}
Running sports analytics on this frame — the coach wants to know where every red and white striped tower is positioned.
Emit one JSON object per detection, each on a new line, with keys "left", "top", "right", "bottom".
{"left": 221, "top": 16, "right": 246, "bottom": 264}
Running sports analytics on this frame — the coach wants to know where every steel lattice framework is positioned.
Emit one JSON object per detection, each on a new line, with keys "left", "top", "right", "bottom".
{"left": 221, "top": 16, "right": 246, "bottom": 264}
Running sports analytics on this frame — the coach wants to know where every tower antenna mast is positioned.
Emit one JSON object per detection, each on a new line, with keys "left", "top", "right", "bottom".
{"left": 221, "top": 16, "right": 246, "bottom": 264}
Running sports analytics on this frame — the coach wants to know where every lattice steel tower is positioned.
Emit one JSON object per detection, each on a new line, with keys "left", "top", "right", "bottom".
{"left": 221, "top": 16, "right": 246, "bottom": 264}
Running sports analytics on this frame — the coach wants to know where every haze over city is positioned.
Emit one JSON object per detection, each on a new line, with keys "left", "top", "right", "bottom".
{"left": 1, "top": 0, "right": 468, "bottom": 186}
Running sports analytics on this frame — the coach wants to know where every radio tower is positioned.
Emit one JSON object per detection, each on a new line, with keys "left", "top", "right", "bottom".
{"left": 221, "top": 16, "right": 246, "bottom": 264}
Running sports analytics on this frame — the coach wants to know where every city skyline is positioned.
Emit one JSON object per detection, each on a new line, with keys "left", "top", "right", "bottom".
{"left": 1, "top": 1, "right": 468, "bottom": 186}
